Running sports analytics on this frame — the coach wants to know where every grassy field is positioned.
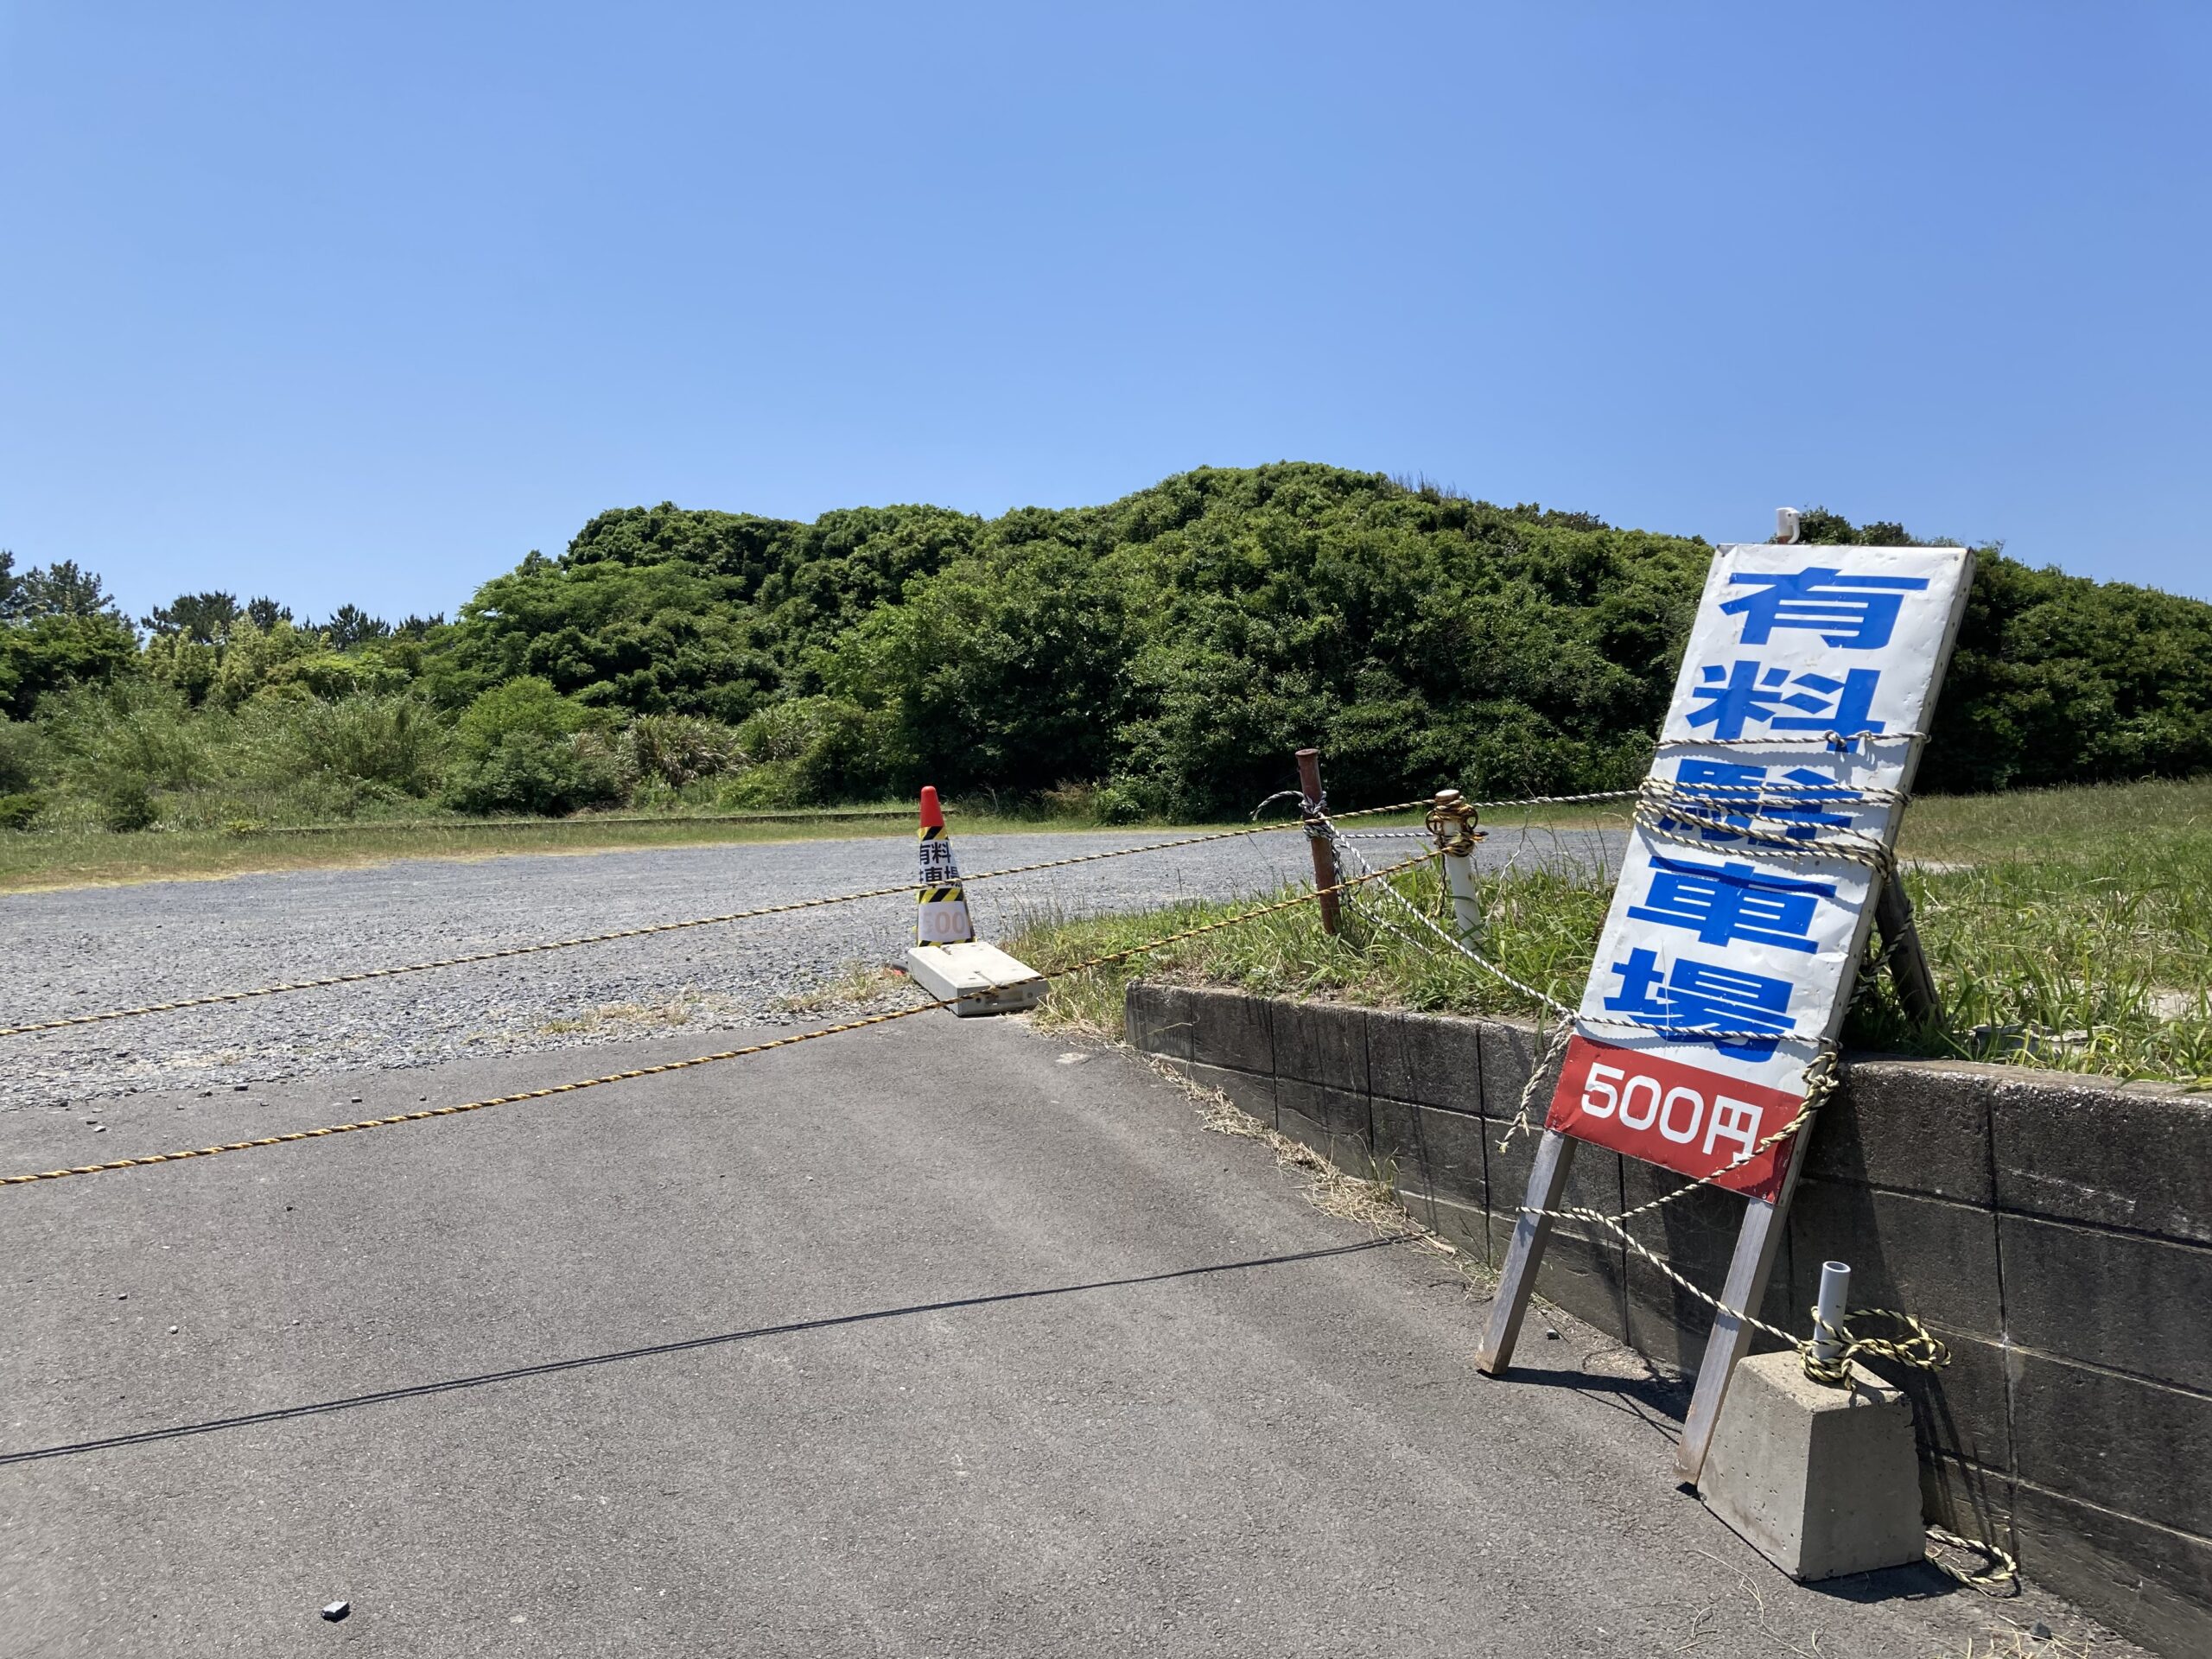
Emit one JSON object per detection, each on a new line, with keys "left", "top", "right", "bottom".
{"left": 1007, "top": 778, "right": 2212, "bottom": 1090}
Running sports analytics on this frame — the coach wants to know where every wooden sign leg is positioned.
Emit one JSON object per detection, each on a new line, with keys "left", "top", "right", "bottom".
{"left": 1476, "top": 1128, "right": 1579, "bottom": 1375}
{"left": 1673, "top": 1152, "right": 1811, "bottom": 1482}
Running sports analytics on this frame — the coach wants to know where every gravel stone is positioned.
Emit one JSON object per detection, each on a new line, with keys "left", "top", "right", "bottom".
{"left": 0, "top": 824, "right": 1620, "bottom": 1110}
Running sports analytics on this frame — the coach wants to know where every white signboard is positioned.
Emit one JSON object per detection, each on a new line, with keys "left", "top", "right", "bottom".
{"left": 1544, "top": 543, "right": 1974, "bottom": 1199}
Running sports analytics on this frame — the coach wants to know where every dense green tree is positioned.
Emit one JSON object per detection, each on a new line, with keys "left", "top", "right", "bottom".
{"left": 1789, "top": 503, "right": 2212, "bottom": 790}
{"left": 2, "top": 553, "right": 139, "bottom": 717}
{"left": 143, "top": 591, "right": 243, "bottom": 642}
{"left": 826, "top": 531, "right": 1134, "bottom": 795}
{"left": 1924, "top": 550, "right": 2212, "bottom": 790}
{"left": 321, "top": 605, "right": 393, "bottom": 649}
{"left": 13, "top": 560, "right": 120, "bottom": 620}
{"left": 422, "top": 502, "right": 981, "bottom": 722}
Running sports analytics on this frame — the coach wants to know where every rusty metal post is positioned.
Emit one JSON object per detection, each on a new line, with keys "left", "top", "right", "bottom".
{"left": 1295, "top": 747, "right": 1340, "bottom": 936}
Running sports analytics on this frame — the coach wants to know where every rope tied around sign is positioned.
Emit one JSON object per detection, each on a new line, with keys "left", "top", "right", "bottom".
{"left": 1655, "top": 728, "right": 1929, "bottom": 756}
{"left": 1631, "top": 778, "right": 1902, "bottom": 880}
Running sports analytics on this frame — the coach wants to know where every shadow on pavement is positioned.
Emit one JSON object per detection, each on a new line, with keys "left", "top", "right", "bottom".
{"left": 1484, "top": 1355, "right": 1692, "bottom": 1431}
{"left": 1, "top": 1236, "right": 1405, "bottom": 1469}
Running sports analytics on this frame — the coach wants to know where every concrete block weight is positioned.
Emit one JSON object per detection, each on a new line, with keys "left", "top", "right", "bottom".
{"left": 1698, "top": 1351, "right": 1927, "bottom": 1581}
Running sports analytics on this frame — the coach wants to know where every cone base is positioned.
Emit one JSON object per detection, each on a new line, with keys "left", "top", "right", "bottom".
{"left": 905, "top": 943, "right": 1046, "bottom": 1017}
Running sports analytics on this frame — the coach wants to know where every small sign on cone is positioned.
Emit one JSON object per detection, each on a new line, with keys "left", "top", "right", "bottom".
{"left": 914, "top": 786, "right": 975, "bottom": 946}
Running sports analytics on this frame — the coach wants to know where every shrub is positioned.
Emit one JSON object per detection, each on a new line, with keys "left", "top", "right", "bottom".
{"left": 1039, "top": 780, "right": 1099, "bottom": 820}
{"left": 0, "top": 791, "right": 42, "bottom": 830}
{"left": 732, "top": 696, "right": 890, "bottom": 804}
{"left": 239, "top": 692, "right": 450, "bottom": 798}
{"left": 98, "top": 778, "right": 158, "bottom": 832}
{"left": 38, "top": 683, "right": 211, "bottom": 798}
{"left": 1090, "top": 783, "right": 1144, "bottom": 824}
{"left": 0, "top": 717, "right": 41, "bottom": 794}
{"left": 715, "top": 760, "right": 805, "bottom": 810}
{"left": 1038, "top": 779, "right": 1141, "bottom": 823}
{"left": 455, "top": 675, "right": 585, "bottom": 748}
{"left": 442, "top": 677, "right": 619, "bottom": 816}
{"left": 623, "top": 714, "right": 742, "bottom": 790}
{"left": 443, "top": 732, "right": 620, "bottom": 817}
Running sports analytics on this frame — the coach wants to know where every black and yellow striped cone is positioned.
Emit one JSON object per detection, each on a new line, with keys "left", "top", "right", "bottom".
{"left": 914, "top": 786, "right": 975, "bottom": 945}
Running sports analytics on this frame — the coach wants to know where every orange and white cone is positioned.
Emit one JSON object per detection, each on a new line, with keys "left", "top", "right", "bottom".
{"left": 913, "top": 786, "right": 975, "bottom": 946}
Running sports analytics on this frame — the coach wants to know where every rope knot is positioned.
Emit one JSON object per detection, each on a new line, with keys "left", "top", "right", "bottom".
{"left": 1424, "top": 790, "right": 1482, "bottom": 857}
{"left": 1798, "top": 1306, "right": 1951, "bottom": 1389}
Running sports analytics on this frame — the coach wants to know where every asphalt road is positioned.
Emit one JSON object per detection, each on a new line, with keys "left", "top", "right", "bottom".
{"left": 0, "top": 821, "right": 1626, "bottom": 1112}
{"left": 0, "top": 1014, "right": 2126, "bottom": 1659}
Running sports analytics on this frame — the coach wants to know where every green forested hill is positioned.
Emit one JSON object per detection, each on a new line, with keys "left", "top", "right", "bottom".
{"left": 425, "top": 467, "right": 1710, "bottom": 815}
{"left": 5, "top": 463, "right": 2209, "bottom": 828}
{"left": 422, "top": 464, "right": 2212, "bottom": 813}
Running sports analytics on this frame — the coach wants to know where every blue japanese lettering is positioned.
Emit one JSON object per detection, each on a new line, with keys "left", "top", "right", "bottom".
{"left": 1625, "top": 854, "right": 1836, "bottom": 953}
{"left": 1603, "top": 946, "right": 1796, "bottom": 1060}
{"left": 1686, "top": 661, "right": 1884, "bottom": 741}
{"left": 1720, "top": 566, "right": 1929, "bottom": 650}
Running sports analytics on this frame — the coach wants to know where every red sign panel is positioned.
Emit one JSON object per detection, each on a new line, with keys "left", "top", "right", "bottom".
{"left": 1544, "top": 1035, "right": 1805, "bottom": 1203}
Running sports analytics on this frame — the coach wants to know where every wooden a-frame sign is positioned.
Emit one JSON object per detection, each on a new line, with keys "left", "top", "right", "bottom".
{"left": 1475, "top": 537, "right": 1974, "bottom": 1480}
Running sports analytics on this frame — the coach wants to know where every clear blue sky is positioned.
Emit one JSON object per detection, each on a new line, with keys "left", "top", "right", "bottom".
{"left": 3, "top": 3, "right": 2206, "bottom": 624}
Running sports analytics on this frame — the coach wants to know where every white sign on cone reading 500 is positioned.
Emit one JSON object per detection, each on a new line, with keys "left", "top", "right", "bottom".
{"left": 914, "top": 785, "right": 974, "bottom": 945}
{"left": 1546, "top": 543, "right": 1974, "bottom": 1201}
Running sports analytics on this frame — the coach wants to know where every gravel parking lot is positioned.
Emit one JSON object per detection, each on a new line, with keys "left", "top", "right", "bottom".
{"left": 0, "top": 823, "right": 1623, "bottom": 1112}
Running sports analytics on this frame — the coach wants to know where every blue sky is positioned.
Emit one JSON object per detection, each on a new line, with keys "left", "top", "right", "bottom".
{"left": 3, "top": 3, "right": 2206, "bottom": 623}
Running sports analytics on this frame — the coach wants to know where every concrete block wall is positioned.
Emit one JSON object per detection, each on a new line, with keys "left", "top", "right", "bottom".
{"left": 1126, "top": 981, "right": 2212, "bottom": 1657}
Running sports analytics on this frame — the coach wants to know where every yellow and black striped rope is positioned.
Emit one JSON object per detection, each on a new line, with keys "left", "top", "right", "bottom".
{"left": 0, "top": 1004, "right": 950, "bottom": 1187}
{"left": 0, "top": 802, "right": 1433, "bottom": 1042}
{"left": 0, "top": 851, "right": 1428, "bottom": 1189}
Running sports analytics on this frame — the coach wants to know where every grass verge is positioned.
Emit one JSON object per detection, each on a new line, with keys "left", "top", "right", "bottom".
{"left": 1009, "top": 778, "right": 2212, "bottom": 1090}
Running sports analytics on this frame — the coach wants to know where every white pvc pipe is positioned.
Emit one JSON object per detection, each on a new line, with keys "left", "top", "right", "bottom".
{"left": 1811, "top": 1260, "right": 1852, "bottom": 1365}
{"left": 1430, "top": 789, "right": 1485, "bottom": 945}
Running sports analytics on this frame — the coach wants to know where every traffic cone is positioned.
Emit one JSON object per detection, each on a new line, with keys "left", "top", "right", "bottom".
{"left": 913, "top": 786, "right": 975, "bottom": 946}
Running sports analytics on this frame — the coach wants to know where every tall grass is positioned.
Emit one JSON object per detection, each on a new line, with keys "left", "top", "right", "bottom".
{"left": 22, "top": 682, "right": 456, "bottom": 831}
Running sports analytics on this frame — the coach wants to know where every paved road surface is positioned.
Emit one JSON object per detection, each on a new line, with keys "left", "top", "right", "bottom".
{"left": 0, "top": 823, "right": 1624, "bottom": 1111}
{"left": 0, "top": 1015, "right": 2127, "bottom": 1658}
